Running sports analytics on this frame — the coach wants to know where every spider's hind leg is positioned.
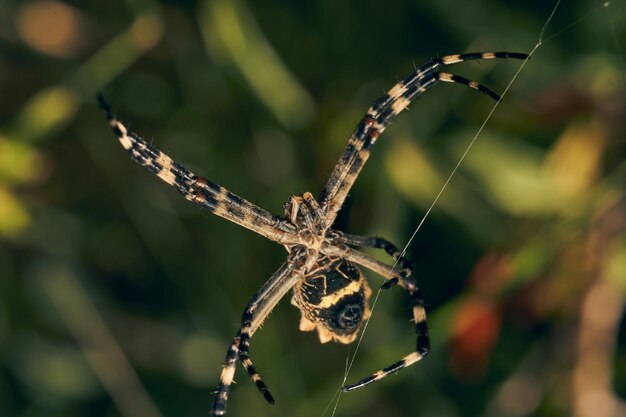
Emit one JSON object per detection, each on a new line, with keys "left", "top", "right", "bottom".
{"left": 343, "top": 274, "right": 430, "bottom": 391}
{"left": 212, "top": 258, "right": 301, "bottom": 415}
{"left": 338, "top": 235, "right": 431, "bottom": 391}
{"left": 237, "top": 311, "right": 275, "bottom": 404}
{"left": 212, "top": 311, "right": 276, "bottom": 416}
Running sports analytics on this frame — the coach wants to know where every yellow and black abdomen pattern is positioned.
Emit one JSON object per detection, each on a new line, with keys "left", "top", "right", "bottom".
{"left": 292, "top": 257, "right": 372, "bottom": 344}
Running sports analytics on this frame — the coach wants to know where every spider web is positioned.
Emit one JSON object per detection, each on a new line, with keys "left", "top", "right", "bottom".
{"left": 321, "top": 1, "right": 625, "bottom": 416}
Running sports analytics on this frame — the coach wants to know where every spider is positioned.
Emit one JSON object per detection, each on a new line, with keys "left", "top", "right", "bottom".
{"left": 98, "top": 50, "right": 527, "bottom": 415}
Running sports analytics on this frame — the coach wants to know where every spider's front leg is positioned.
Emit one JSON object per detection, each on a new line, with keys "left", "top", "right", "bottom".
{"left": 97, "top": 93, "right": 299, "bottom": 245}
{"left": 330, "top": 238, "right": 430, "bottom": 391}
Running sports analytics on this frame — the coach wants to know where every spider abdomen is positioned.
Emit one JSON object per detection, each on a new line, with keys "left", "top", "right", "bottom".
{"left": 292, "top": 256, "right": 372, "bottom": 344}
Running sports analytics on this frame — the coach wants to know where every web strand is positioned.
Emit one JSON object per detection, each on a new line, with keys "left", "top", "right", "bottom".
{"left": 324, "top": 1, "right": 564, "bottom": 416}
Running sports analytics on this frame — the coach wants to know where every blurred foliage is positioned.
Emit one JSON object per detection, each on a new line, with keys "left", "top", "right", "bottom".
{"left": 1, "top": 1, "right": 625, "bottom": 417}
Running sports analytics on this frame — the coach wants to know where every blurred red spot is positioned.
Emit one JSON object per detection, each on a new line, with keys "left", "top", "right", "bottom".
{"left": 450, "top": 299, "right": 501, "bottom": 381}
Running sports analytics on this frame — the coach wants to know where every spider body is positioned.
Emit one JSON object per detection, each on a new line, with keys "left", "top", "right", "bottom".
{"left": 98, "top": 50, "right": 527, "bottom": 415}
{"left": 284, "top": 193, "right": 373, "bottom": 343}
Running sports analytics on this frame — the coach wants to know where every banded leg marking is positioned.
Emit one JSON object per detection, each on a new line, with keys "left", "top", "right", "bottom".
{"left": 213, "top": 341, "right": 239, "bottom": 416}
{"left": 341, "top": 247, "right": 431, "bottom": 392}
{"left": 342, "top": 351, "right": 425, "bottom": 391}
{"left": 319, "top": 51, "right": 528, "bottom": 229}
{"left": 238, "top": 312, "right": 275, "bottom": 404}
{"left": 97, "top": 93, "right": 298, "bottom": 243}
{"left": 342, "top": 283, "right": 430, "bottom": 391}
{"left": 213, "top": 316, "right": 275, "bottom": 416}
{"left": 211, "top": 260, "right": 301, "bottom": 415}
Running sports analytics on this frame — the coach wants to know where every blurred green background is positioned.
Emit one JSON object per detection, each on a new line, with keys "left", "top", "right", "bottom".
{"left": 1, "top": 0, "right": 625, "bottom": 416}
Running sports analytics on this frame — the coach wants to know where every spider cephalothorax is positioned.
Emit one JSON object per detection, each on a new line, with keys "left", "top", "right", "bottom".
{"left": 99, "top": 50, "right": 527, "bottom": 415}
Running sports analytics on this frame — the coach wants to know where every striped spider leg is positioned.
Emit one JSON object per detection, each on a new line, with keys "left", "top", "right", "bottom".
{"left": 97, "top": 94, "right": 300, "bottom": 246}
{"left": 318, "top": 51, "right": 528, "bottom": 230}
{"left": 213, "top": 251, "right": 305, "bottom": 415}
{"left": 324, "top": 232, "right": 429, "bottom": 391}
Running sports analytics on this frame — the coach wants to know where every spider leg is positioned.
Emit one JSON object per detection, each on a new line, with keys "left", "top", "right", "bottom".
{"left": 318, "top": 51, "right": 528, "bottom": 230}
{"left": 322, "top": 245, "right": 404, "bottom": 282}
{"left": 336, "top": 246, "right": 430, "bottom": 392}
{"left": 332, "top": 232, "right": 414, "bottom": 288}
{"left": 97, "top": 94, "right": 299, "bottom": 245}
{"left": 237, "top": 309, "right": 274, "bottom": 405}
{"left": 214, "top": 313, "right": 274, "bottom": 416}
{"left": 212, "top": 251, "right": 305, "bottom": 416}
